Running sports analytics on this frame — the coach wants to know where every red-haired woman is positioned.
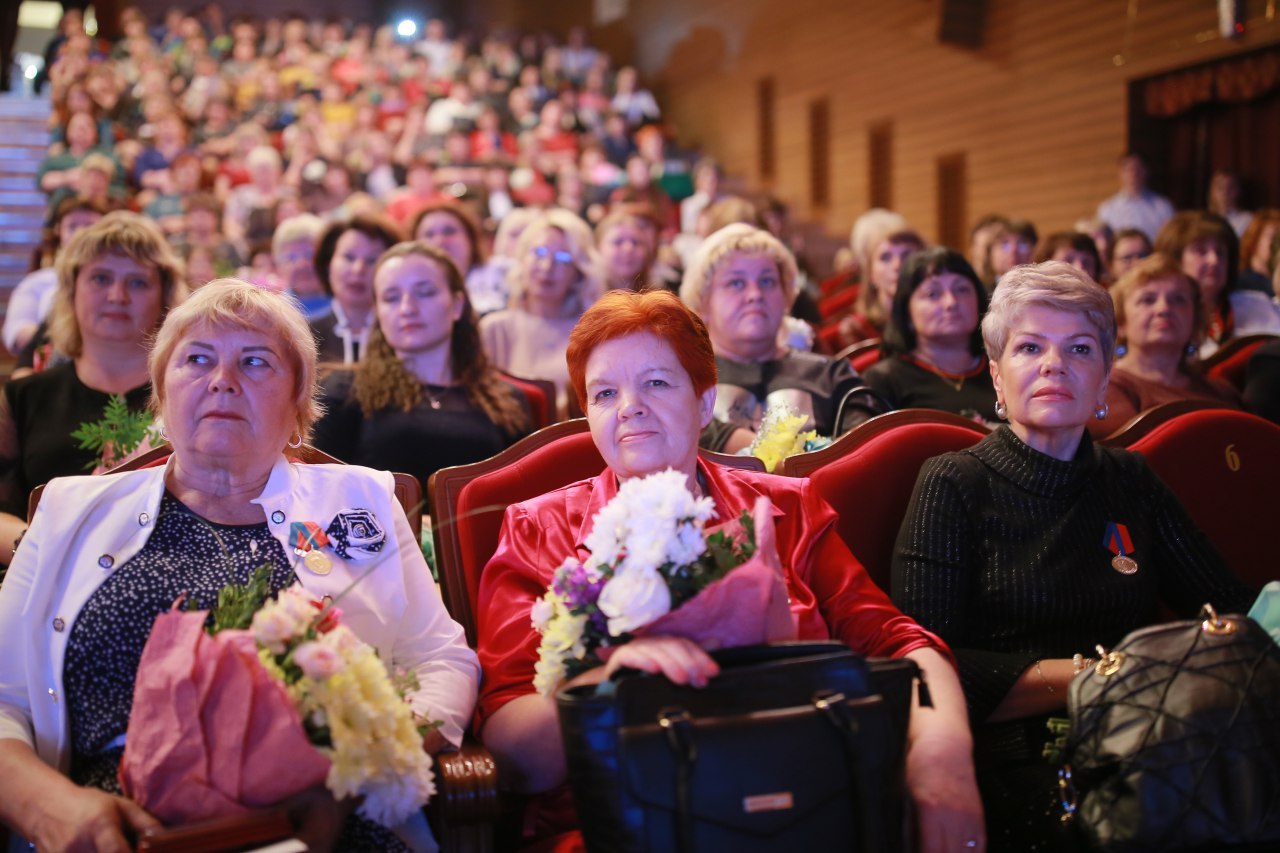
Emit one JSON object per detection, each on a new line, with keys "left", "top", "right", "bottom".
{"left": 475, "top": 289, "right": 985, "bottom": 852}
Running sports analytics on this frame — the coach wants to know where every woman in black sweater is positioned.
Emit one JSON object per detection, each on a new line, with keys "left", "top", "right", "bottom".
{"left": 890, "top": 260, "right": 1253, "bottom": 852}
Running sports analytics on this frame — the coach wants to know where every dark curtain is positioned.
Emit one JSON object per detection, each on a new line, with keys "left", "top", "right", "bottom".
{"left": 1129, "top": 46, "right": 1280, "bottom": 212}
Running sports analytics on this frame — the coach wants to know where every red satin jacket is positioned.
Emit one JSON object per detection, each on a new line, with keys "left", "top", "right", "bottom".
{"left": 475, "top": 460, "right": 951, "bottom": 729}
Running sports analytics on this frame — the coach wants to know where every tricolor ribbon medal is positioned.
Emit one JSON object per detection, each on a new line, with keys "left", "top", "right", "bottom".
{"left": 1103, "top": 521, "right": 1138, "bottom": 575}
{"left": 290, "top": 521, "right": 333, "bottom": 576}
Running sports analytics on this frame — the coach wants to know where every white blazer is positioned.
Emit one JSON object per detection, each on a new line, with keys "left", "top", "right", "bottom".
{"left": 0, "top": 455, "right": 480, "bottom": 780}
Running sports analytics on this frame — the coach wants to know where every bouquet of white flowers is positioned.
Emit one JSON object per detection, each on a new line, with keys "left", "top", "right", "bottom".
{"left": 530, "top": 469, "right": 796, "bottom": 695}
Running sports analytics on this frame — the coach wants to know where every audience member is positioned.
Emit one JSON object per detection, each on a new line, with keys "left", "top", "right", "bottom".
{"left": 479, "top": 210, "right": 601, "bottom": 416}
{"left": 1092, "top": 254, "right": 1241, "bottom": 437}
{"left": 0, "top": 213, "right": 187, "bottom": 563}
{"left": 1107, "top": 227, "right": 1152, "bottom": 281}
{"left": 862, "top": 247, "right": 996, "bottom": 420}
{"left": 309, "top": 214, "right": 403, "bottom": 365}
{"left": 1096, "top": 153, "right": 1175, "bottom": 242}
{"left": 1154, "top": 211, "right": 1280, "bottom": 357}
{"left": 892, "top": 261, "right": 1252, "bottom": 852}
{"left": 680, "top": 224, "right": 866, "bottom": 452}
{"left": 313, "top": 240, "right": 533, "bottom": 494}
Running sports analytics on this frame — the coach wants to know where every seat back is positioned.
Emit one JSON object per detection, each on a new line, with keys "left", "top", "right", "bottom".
{"left": 1098, "top": 399, "right": 1217, "bottom": 447}
{"left": 497, "top": 369, "right": 556, "bottom": 429}
{"left": 1126, "top": 408, "right": 1280, "bottom": 590}
{"left": 429, "top": 419, "right": 764, "bottom": 644}
{"left": 27, "top": 443, "right": 424, "bottom": 541}
{"left": 1198, "top": 333, "right": 1279, "bottom": 391}
{"left": 779, "top": 410, "right": 990, "bottom": 591}
{"left": 836, "top": 338, "right": 883, "bottom": 375}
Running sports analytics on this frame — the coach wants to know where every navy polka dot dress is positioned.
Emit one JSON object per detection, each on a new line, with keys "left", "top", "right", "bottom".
{"left": 64, "top": 493, "right": 410, "bottom": 852}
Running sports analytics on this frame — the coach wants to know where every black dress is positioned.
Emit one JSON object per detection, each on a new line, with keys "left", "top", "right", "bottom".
{"left": 861, "top": 354, "right": 997, "bottom": 421}
{"left": 0, "top": 363, "right": 150, "bottom": 517}
{"left": 311, "top": 370, "right": 530, "bottom": 493}
{"left": 64, "top": 493, "right": 408, "bottom": 852}
{"left": 890, "top": 426, "right": 1253, "bottom": 852}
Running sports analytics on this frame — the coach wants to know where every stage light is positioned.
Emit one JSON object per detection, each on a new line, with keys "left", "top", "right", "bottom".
{"left": 397, "top": 19, "right": 417, "bottom": 38}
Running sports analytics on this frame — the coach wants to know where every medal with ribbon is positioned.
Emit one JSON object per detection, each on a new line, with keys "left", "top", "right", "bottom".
{"left": 1103, "top": 521, "right": 1138, "bottom": 575}
{"left": 290, "top": 521, "right": 333, "bottom": 575}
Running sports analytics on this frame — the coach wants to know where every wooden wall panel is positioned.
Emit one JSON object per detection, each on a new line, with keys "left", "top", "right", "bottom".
{"left": 612, "top": 0, "right": 1280, "bottom": 251}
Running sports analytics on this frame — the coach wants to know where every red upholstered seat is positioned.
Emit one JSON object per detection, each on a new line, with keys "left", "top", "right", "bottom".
{"left": 498, "top": 369, "right": 557, "bottom": 429}
{"left": 1198, "top": 333, "right": 1279, "bottom": 392}
{"left": 818, "top": 285, "right": 859, "bottom": 320}
{"left": 1126, "top": 407, "right": 1280, "bottom": 591}
{"left": 778, "top": 410, "right": 990, "bottom": 592}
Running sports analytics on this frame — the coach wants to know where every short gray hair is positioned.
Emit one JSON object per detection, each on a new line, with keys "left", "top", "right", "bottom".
{"left": 982, "top": 261, "right": 1117, "bottom": 366}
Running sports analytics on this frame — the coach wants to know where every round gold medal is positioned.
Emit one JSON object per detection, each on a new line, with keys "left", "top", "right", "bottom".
{"left": 304, "top": 550, "right": 332, "bottom": 575}
{"left": 1111, "top": 555, "right": 1138, "bottom": 575}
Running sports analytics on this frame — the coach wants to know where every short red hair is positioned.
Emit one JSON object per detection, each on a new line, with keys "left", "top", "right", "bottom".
{"left": 567, "top": 290, "right": 717, "bottom": 410}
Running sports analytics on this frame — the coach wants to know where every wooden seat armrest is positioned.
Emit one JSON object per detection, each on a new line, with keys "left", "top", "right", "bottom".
{"left": 135, "top": 809, "right": 296, "bottom": 852}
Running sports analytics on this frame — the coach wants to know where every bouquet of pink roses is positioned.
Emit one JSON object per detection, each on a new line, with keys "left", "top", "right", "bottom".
{"left": 530, "top": 469, "right": 797, "bottom": 694}
{"left": 119, "top": 568, "right": 439, "bottom": 828}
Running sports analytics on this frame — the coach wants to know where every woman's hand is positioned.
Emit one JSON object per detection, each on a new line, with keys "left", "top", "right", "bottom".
{"left": 602, "top": 636, "right": 720, "bottom": 687}
{"left": 279, "top": 786, "right": 356, "bottom": 853}
{"left": 906, "top": 733, "right": 986, "bottom": 853}
{"left": 28, "top": 785, "right": 160, "bottom": 853}
{"left": 903, "top": 648, "right": 985, "bottom": 852}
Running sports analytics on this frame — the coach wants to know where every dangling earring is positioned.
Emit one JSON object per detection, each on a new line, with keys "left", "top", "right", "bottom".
{"left": 159, "top": 424, "right": 170, "bottom": 441}
{"left": 994, "top": 401, "right": 1008, "bottom": 420}
{"left": 287, "top": 432, "right": 303, "bottom": 448}
{"left": 1094, "top": 403, "right": 1109, "bottom": 420}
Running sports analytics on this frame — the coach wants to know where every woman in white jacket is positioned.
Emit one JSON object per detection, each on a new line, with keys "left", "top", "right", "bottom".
{"left": 0, "top": 280, "right": 479, "bottom": 852}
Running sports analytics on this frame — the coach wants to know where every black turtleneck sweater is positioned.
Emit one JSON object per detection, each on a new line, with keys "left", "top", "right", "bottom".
{"left": 890, "top": 425, "right": 1252, "bottom": 726}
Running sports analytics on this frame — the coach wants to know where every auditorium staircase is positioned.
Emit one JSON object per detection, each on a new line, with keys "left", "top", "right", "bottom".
{"left": 0, "top": 92, "right": 49, "bottom": 377}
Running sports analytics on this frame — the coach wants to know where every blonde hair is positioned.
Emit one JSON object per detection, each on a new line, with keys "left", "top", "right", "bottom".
{"left": 148, "top": 279, "right": 322, "bottom": 439}
{"left": 679, "top": 222, "right": 798, "bottom": 316}
{"left": 982, "top": 261, "right": 1117, "bottom": 366}
{"left": 50, "top": 211, "right": 187, "bottom": 358}
{"left": 1110, "top": 253, "right": 1204, "bottom": 350}
{"left": 506, "top": 209, "right": 602, "bottom": 314}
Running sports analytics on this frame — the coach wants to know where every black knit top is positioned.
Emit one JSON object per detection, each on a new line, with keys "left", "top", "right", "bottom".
{"left": 890, "top": 425, "right": 1253, "bottom": 724}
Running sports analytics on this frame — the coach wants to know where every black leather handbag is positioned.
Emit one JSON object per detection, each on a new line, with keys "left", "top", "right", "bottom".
{"left": 555, "top": 642, "right": 921, "bottom": 853}
{"left": 1062, "top": 605, "right": 1280, "bottom": 853}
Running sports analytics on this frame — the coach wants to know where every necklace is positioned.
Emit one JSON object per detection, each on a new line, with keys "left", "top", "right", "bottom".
{"left": 905, "top": 353, "right": 986, "bottom": 392}
{"left": 423, "top": 382, "right": 452, "bottom": 410}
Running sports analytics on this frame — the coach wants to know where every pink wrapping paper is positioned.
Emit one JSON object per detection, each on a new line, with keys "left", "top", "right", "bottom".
{"left": 118, "top": 609, "right": 331, "bottom": 824}
{"left": 634, "top": 496, "right": 798, "bottom": 649}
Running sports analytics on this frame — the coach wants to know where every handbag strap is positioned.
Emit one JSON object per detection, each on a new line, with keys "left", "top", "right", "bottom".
{"left": 659, "top": 708, "right": 698, "bottom": 853}
{"left": 815, "top": 691, "right": 880, "bottom": 853}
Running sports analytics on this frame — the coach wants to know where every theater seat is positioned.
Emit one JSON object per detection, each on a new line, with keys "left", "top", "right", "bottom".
{"left": 1198, "top": 333, "right": 1279, "bottom": 392}
{"left": 836, "top": 338, "right": 884, "bottom": 375}
{"left": 498, "top": 369, "right": 558, "bottom": 429}
{"left": 1098, "top": 399, "right": 1216, "bottom": 447}
{"left": 1126, "top": 407, "right": 1280, "bottom": 591}
{"left": 778, "top": 410, "right": 989, "bottom": 591}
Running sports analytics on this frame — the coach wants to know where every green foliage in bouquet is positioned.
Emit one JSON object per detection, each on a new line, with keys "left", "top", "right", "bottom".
{"left": 70, "top": 394, "right": 162, "bottom": 470}
{"left": 666, "top": 509, "right": 757, "bottom": 605}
